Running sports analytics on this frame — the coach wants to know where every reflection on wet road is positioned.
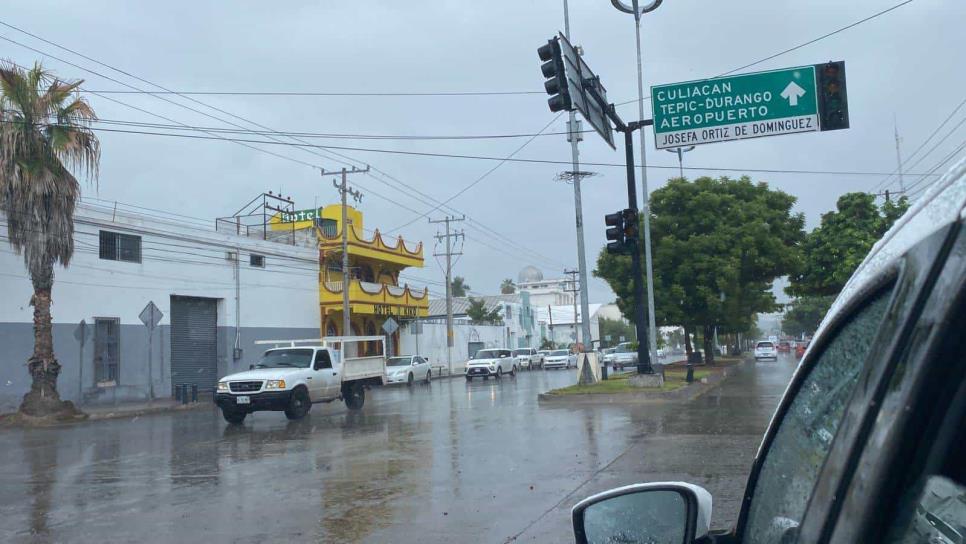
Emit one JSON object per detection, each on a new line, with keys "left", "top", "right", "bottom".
{"left": 0, "top": 358, "right": 796, "bottom": 543}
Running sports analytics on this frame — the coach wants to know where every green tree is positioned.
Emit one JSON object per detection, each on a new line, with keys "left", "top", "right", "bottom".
{"left": 500, "top": 278, "right": 515, "bottom": 294}
{"left": 598, "top": 317, "right": 636, "bottom": 347}
{"left": 451, "top": 276, "right": 470, "bottom": 297}
{"left": 466, "top": 297, "right": 502, "bottom": 324}
{"left": 782, "top": 295, "right": 834, "bottom": 337}
{"left": 788, "top": 192, "right": 909, "bottom": 298}
{"left": 0, "top": 62, "right": 100, "bottom": 416}
{"left": 595, "top": 176, "right": 804, "bottom": 363}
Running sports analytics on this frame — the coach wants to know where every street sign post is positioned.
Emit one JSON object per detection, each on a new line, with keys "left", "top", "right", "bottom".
{"left": 382, "top": 317, "right": 399, "bottom": 355}
{"left": 651, "top": 64, "right": 846, "bottom": 150}
{"left": 74, "top": 320, "right": 90, "bottom": 403}
{"left": 139, "top": 301, "right": 164, "bottom": 400}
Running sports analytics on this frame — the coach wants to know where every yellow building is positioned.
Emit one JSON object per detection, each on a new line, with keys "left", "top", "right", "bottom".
{"left": 314, "top": 205, "right": 428, "bottom": 352}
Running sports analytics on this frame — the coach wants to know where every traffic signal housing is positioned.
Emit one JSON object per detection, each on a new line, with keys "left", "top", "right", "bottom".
{"left": 605, "top": 211, "right": 625, "bottom": 254}
{"left": 537, "top": 38, "right": 573, "bottom": 113}
{"left": 816, "top": 61, "right": 849, "bottom": 131}
{"left": 605, "top": 209, "right": 638, "bottom": 254}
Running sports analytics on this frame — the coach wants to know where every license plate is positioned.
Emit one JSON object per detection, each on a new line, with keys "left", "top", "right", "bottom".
{"left": 236, "top": 396, "right": 250, "bottom": 404}
{"left": 472, "top": 368, "right": 484, "bottom": 374}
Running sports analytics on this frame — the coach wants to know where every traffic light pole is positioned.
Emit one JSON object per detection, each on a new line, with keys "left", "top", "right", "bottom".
{"left": 620, "top": 121, "right": 653, "bottom": 375}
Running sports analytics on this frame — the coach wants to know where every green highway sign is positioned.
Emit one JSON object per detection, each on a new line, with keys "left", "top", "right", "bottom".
{"left": 652, "top": 65, "right": 825, "bottom": 150}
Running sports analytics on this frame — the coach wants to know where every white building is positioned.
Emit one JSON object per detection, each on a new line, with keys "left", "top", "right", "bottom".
{"left": 0, "top": 200, "right": 320, "bottom": 410}
{"left": 535, "top": 303, "right": 603, "bottom": 348}
{"left": 516, "top": 266, "right": 574, "bottom": 307}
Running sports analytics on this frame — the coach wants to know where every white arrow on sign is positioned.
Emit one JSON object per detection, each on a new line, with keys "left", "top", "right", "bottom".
{"left": 780, "top": 81, "right": 807, "bottom": 107}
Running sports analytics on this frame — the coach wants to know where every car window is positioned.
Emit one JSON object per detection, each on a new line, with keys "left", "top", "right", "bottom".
{"left": 313, "top": 350, "right": 332, "bottom": 370}
{"left": 743, "top": 290, "right": 891, "bottom": 543}
{"left": 757, "top": 342, "right": 774, "bottom": 349}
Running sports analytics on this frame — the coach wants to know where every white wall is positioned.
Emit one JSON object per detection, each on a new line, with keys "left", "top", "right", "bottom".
{"left": 399, "top": 322, "right": 505, "bottom": 373}
{"left": 0, "top": 202, "right": 319, "bottom": 329}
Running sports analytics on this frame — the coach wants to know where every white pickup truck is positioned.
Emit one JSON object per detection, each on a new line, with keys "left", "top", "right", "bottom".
{"left": 214, "top": 336, "right": 386, "bottom": 424}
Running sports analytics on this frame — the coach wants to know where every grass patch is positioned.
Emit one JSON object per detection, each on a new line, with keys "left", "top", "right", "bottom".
{"left": 545, "top": 369, "right": 709, "bottom": 396}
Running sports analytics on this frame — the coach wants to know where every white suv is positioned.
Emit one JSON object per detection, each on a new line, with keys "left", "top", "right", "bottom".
{"left": 512, "top": 348, "right": 542, "bottom": 370}
{"left": 754, "top": 341, "right": 778, "bottom": 361}
{"left": 465, "top": 348, "right": 516, "bottom": 381}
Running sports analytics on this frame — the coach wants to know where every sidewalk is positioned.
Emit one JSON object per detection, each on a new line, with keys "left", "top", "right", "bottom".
{"left": 82, "top": 398, "right": 211, "bottom": 420}
{"left": 0, "top": 397, "right": 210, "bottom": 426}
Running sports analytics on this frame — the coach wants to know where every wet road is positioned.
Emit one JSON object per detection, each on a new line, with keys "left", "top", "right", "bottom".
{"left": 0, "top": 357, "right": 796, "bottom": 543}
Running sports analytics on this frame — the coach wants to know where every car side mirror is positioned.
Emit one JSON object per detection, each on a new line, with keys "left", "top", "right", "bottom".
{"left": 412, "top": 361, "right": 419, "bottom": 366}
{"left": 572, "top": 482, "right": 712, "bottom": 544}
{"left": 249, "top": 364, "right": 254, "bottom": 370}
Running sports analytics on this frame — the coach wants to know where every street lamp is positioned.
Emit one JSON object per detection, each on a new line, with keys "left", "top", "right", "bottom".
{"left": 609, "top": 0, "right": 663, "bottom": 369}
{"left": 665, "top": 146, "right": 695, "bottom": 180}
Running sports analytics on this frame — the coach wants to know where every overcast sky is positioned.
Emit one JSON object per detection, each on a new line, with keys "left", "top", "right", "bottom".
{"left": 2, "top": 0, "right": 963, "bottom": 303}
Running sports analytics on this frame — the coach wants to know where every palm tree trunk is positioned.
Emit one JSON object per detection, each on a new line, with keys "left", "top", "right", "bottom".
{"left": 19, "top": 263, "right": 69, "bottom": 416}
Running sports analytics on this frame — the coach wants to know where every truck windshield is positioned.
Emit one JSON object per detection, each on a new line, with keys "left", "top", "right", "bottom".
{"left": 256, "top": 348, "right": 313, "bottom": 368}
{"left": 386, "top": 357, "right": 412, "bottom": 367}
{"left": 511, "top": 349, "right": 529, "bottom": 356}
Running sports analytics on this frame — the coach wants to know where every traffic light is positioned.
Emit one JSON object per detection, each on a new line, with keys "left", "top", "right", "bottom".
{"left": 817, "top": 61, "right": 849, "bottom": 131}
{"left": 621, "top": 209, "right": 639, "bottom": 248}
{"left": 605, "top": 211, "right": 625, "bottom": 254}
{"left": 537, "top": 38, "right": 573, "bottom": 113}
{"left": 605, "top": 209, "right": 638, "bottom": 254}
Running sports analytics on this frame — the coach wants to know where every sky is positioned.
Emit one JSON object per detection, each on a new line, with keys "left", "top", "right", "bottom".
{"left": 2, "top": 0, "right": 964, "bottom": 304}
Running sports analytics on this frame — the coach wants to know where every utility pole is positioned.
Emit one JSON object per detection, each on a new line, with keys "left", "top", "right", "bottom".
{"left": 327, "top": 166, "right": 368, "bottom": 336}
{"left": 563, "top": 268, "right": 581, "bottom": 346}
{"left": 430, "top": 215, "right": 464, "bottom": 375}
{"left": 562, "top": 0, "right": 594, "bottom": 352}
{"left": 611, "top": 0, "right": 663, "bottom": 367}
{"left": 894, "top": 116, "right": 905, "bottom": 193}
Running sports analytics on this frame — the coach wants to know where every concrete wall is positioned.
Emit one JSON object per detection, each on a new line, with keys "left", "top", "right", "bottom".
{"left": 398, "top": 322, "right": 505, "bottom": 373}
{"left": 0, "top": 202, "right": 320, "bottom": 411}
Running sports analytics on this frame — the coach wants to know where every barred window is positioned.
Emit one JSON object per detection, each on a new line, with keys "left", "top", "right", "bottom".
{"left": 99, "top": 231, "right": 141, "bottom": 263}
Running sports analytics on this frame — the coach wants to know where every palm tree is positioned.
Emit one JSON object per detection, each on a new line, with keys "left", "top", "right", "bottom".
{"left": 0, "top": 62, "right": 99, "bottom": 416}
{"left": 500, "top": 278, "right": 515, "bottom": 294}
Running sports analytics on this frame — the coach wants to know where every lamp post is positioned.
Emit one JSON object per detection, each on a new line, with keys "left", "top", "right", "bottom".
{"left": 610, "top": 0, "right": 662, "bottom": 367}
{"left": 665, "top": 145, "right": 695, "bottom": 180}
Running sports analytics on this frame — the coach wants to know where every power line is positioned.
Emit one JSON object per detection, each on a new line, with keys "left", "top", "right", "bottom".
{"left": 86, "top": 118, "right": 587, "bottom": 140}
{"left": 612, "top": 0, "right": 916, "bottom": 109}
{"left": 872, "top": 96, "right": 966, "bottom": 192}
{"left": 23, "top": 121, "right": 937, "bottom": 178}
{"left": 0, "top": 29, "right": 567, "bottom": 269}
{"left": 78, "top": 89, "right": 543, "bottom": 97}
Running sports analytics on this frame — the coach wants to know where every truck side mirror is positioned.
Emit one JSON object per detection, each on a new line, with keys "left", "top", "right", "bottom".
{"left": 572, "top": 482, "right": 712, "bottom": 544}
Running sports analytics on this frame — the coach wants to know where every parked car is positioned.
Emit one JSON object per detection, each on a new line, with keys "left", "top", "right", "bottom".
{"left": 215, "top": 336, "right": 385, "bottom": 424}
{"left": 604, "top": 343, "right": 638, "bottom": 370}
{"left": 465, "top": 348, "right": 515, "bottom": 381}
{"left": 568, "top": 157, "right": 966, "bottom": 544}
{"left": 543, "top": 349, "right": 575, "bottom": 369}
{"left": 754, "top": 341, "right": 778, "bottom": 361}
{"left": 384, "top": 355, "right": 432, "bottom": 385}
{"left": 512, "top": 347, "right": 543, "bottom": 370}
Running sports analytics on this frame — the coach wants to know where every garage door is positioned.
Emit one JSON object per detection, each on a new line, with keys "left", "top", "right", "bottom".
{"left": 170, "top": 296, "right": 218, "bottom": 392}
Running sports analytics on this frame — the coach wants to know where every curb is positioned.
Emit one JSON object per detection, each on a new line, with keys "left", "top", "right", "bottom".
{"left": 537, "top": 357, "right": 749, "bottom": 405}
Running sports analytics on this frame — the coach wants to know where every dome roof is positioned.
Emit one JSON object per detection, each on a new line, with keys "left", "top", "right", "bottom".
{"left": 518, "top": 265, "right": 543, "bottom": 283}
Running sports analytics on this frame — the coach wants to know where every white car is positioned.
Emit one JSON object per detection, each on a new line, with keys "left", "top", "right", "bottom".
{"left": 465, "top": 348, "right": 516, "bottom": 381}
{"left": 512, "top": 347, "right": 543, "bottom": 370}
{"left": 754, "top": 340, "right": 778, "bottom": 361}
{"left": 385, "top": 355, "right": 432, "bottom": 385}
{"left": 603, "top": 343, "right": 638, "bottom": 370}
{"left": 543, "top": 349, "right": 575, "bottom": 369}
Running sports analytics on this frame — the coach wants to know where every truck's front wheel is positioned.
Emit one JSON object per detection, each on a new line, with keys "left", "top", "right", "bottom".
{"left": 344, "top": 383, "right": 365, "bottom": 410}
{"left": 284, "top": 387, "right": 311, "bottom": 420}
{"left": 222, "top": 408, "right": 246, "bottom": 425}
